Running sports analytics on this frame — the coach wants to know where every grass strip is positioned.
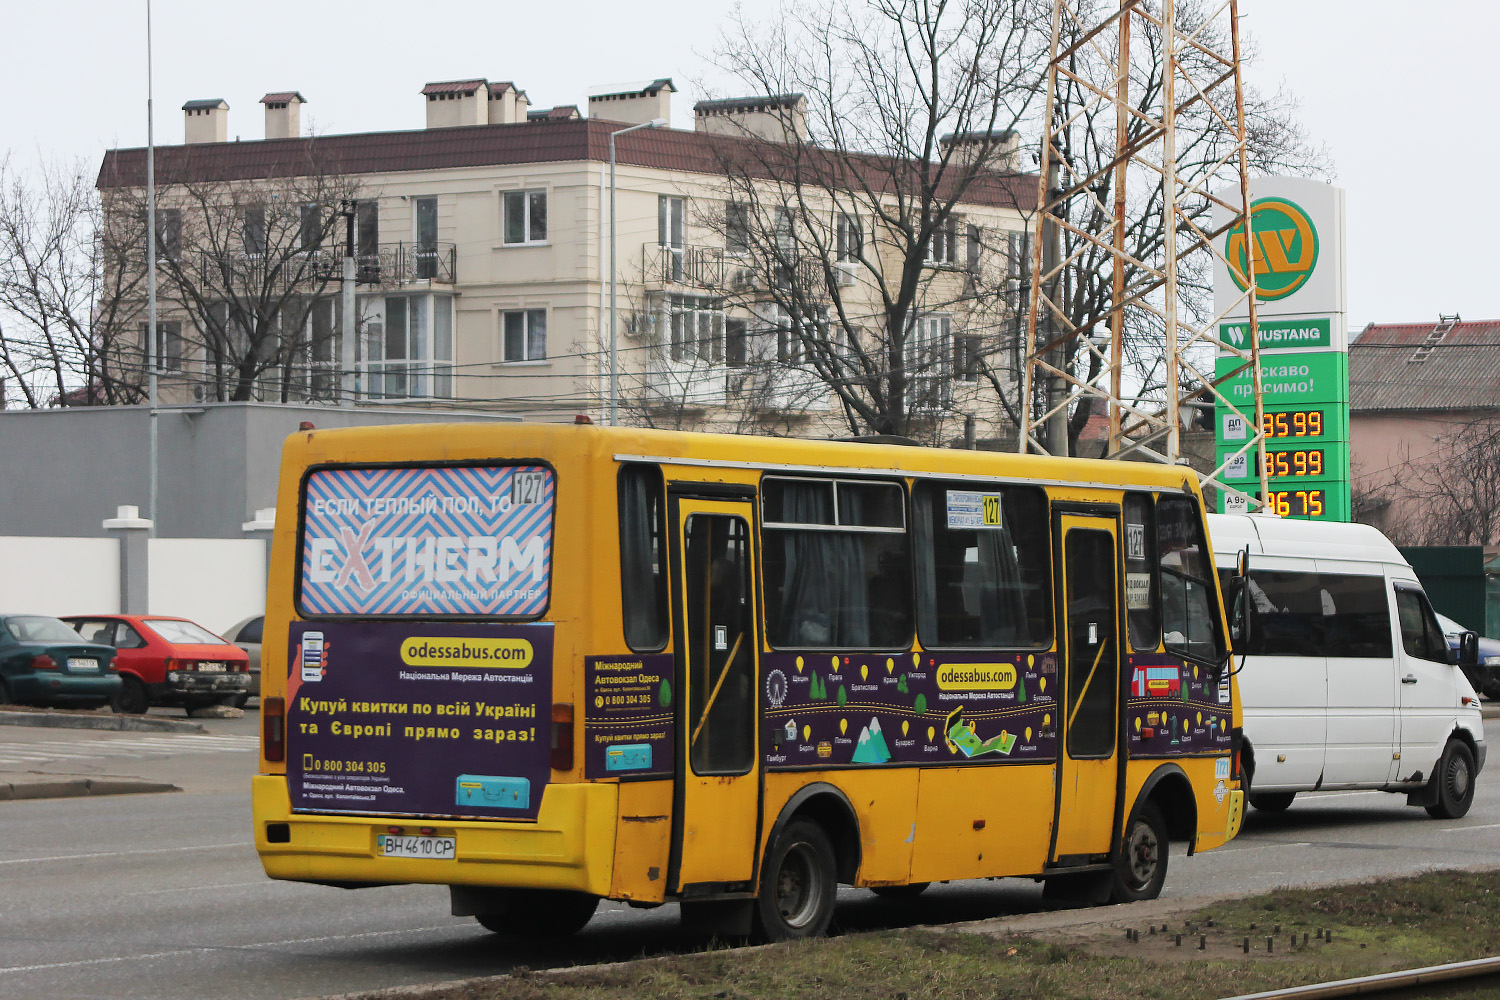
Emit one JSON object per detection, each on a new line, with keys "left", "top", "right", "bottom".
{"left": 339, "top": 868, "right": 1500, "bottom": 1000}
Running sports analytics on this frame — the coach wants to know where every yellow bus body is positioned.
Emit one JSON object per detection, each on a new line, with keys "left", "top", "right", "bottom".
{"left": 254, "top": 423, "right": 1244, "bottom": 923}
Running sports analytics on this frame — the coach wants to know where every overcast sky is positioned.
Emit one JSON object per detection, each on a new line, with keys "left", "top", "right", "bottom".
{"left": 6, "top": 1, "right": 1492, "bottom": 332}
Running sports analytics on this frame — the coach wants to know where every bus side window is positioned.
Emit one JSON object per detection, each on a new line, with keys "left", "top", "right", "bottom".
{"left": 912, "top": 482, "right": 1051, "bottom": 648}
{"left": 761, "top": 477, "right": 911, "bottom": 649}
{"left": 619, "top": 464, "right": 669, "bottom": 651}
{"left": 1123, "top": 493, "right": 1159, "bottom": 650}
{"left": 1157, "top": 496, "right": 1224, "bottom": 663}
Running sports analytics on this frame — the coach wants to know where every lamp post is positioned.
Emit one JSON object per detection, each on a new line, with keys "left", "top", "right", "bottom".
{"left": 609, "top": 118, "right": 669, "bottom": 426}
{"left": 145, "top": 0, "right": 158, "bottom": 536}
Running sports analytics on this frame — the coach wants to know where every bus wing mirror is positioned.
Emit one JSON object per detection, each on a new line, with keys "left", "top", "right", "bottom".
{"left": 1227, "top": 576, "right": 1252, "bottom": 655}
{"left": 1236, "top": 545, "right": 1250, "bottom": 579}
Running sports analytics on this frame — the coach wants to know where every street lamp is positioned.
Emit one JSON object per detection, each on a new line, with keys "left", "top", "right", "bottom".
{"left": 609, "top": 118, "right": 669, "bottom": 426}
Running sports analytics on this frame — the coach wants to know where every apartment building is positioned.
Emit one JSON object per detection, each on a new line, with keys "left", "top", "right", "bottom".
{"left": 96, "top": 77, "right": 1035, "bottom": 441}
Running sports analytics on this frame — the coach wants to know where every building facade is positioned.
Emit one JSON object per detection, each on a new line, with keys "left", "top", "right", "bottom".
{"left": 96, "top": 78, "right": 1035, "bottom": 442}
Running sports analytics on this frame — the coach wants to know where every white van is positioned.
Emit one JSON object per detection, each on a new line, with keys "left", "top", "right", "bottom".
{"left": 1207, "top": 513, "right": 1485, "bottom": 819}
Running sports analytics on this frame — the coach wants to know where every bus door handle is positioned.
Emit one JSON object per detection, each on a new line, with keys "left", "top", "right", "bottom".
{"left": 1401, "top": 674, "right": 1418, "bottom": 685}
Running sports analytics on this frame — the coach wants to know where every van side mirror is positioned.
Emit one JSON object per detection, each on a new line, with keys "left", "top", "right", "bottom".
{"left": 1457, "top": 632, "right": 1479, "bottom": 670}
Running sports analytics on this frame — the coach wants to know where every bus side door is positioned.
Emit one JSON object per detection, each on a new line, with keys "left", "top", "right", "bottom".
{"left": 1052, "top": 514, "right": 1124, "bottom": 861}
{"left": 668, "top": 496, "right": 762, "bottom": 894}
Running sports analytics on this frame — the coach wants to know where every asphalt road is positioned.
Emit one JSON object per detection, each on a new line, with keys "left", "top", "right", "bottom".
{"left": 2, "top": 713, "right": 1499, "bottom": 1000}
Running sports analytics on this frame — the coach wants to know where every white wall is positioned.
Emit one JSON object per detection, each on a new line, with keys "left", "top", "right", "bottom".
{"left": 0, "top": 537, "right": 119, "bottom": 616}
{"left": 148, "top": 538, "right": 267, "bottom": 635}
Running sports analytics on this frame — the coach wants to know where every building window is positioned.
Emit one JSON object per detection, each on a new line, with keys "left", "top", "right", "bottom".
{"left": 954, "top": 332, "right": 981, "bottom": 383}
{"left": 773, "top": 207, "right": 795, "bottom": 253}
{"left": 366, "top": 294, "right": 455, "bottom": 398}
{"left": 726, "top": 201, "right": 751, "bottom": 256}
{"left": 414, "top": 197, "right": 438, "bottom": 278}
{"left": 836, "top": 213, "right": 862, "bottom": 262}
{"left": 926, "top": 215, "right": 958, "bottom": 266}
{"left": 667, "top": 295, "right": 724, "bottom": 364}
{"left": 356, "top": 202, "right": 379, "bottom": 258}
{"left": 243, "top": 207, "right": 266, "bottom": 256}
{"left": 503, "top": 190, "right": 547, "bottom": 245}
{"left": 154, "top": 208, "right": 182, "bottom": 262}
{"left": 300, "top": 204, "right": 322, "bottom": 252}
{"left": 725, "top": 318, "right": 748, "bottom": 368}
{"left": 909, "top": 313, "right": 952, "bottom": 409}
{"left": 502, "top": 308, "right": 547, "bottom": 362}
{"left": 142, "top": 321, "right": 183, "bottom": 372}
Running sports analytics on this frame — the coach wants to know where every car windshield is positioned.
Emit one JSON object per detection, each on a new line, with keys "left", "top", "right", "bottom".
{"left": 6, "top": 616, "right": 85, "bottom": 643}
{"left": 146, "top": 619, "right": 230, "bottom": 646}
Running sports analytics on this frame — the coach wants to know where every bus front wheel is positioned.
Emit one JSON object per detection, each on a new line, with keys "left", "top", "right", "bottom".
{"left": 474, "top": 889, "right": 599, "bottom": 937}
{"left": 1110, "top": 803, "right": 1168, "bottom": 903}
{"left": 753, "top": 819, "right": 836, "bottom": 941}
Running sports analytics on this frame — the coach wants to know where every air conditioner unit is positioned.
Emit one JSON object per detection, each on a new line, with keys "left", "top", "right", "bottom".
{"left": 834, "top": 262, "right": 858, "bottom": 288}
{"left": 624, "top": 312, "right": 653, "bottom": 339}
{"left": 730, "top": 266, "right": 758, "bottom": 290}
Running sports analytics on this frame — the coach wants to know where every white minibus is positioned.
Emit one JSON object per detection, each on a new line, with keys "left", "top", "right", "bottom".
{"left": 1208, "top": 513, "right": 1484, "bottom": 818}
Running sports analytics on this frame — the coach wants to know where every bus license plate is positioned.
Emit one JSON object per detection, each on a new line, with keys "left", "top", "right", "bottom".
{"left": 377, "top": 834, "right": 455, "bottom": 860}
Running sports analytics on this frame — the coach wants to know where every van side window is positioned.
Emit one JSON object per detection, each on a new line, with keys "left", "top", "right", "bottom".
{"left": 913, "top": 483, "right": 1051, "bottom": 648}
{"left": 1320, "top": 574, "right": 1393, "bottom": 658}
{"left": 1157, "top": 496, "right": 1222, "bottom": 663}
{"left": 1123, "top": 493, "right": 1159, "bottom": 650}
{"left": 1395, "top": 588, "right": 1448, "bottom": 663}
{"left": 761, "top": 477, "right": 912, "bottom": 649}
{"left": 1244, "top": 571, "right": 1325, "bottom": 657}
{"left": 619, "top": 464, "right": 669, "bottom": 651}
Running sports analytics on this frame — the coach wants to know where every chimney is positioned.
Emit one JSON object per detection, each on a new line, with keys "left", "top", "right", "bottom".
{"left": 182, "top": 99, "right": 229, "bottom": 144}
{"left": 261, "top": 91, "right": 306, "bottom": 140}
{"left": 587, "top": 78, "right": 674, "bottom": 126}
{"left": 694, "top": 94, "right": 808, "bottom": 143}
{"left": 939, "top": 130, "right": 1022, "bottom": 171}
{"left": 422, "top": 79, "right": 488, "bottom": 128}
{"left": 487, "top": 81, "right": 530, "bottom": 125}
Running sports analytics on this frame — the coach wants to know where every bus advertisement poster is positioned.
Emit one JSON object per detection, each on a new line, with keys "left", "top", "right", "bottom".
{"left": 284, "top": 621, "right": 554, "bottom": 820}
{"left": 582, "top": 655, "right": 675, "bottom": 778}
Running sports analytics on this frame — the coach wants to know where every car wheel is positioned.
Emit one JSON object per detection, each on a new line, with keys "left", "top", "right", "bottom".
{"left": 232, "top": 693, "right": 250, "bottom": 709}
{"left": 753, "top": 819, "right": 837, "bottom": 941}
{"left": 1110, "top": 802, "right": 1168, "bottom": 903}
{"left": 473, "top": 889, "right": 599, "bottom": 937}
{"left": 870, "top": 882, "right": 930, "bottom": 899}
{"left": 1426, "top": 740, "right": 1476, "bottom": 820}
{"left": 111, "top": 676, "right": 150, "bottom": 715}
{"left": 1250, "top": 792, "right": 1296, "bottom": 813}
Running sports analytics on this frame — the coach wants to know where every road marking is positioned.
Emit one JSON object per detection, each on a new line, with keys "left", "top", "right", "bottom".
{"left": 125, "top": 880, "right": 273, "bottom": 897}
{"left": 0, "top": 734, "right": 258, "bottom": 767}
{"left": 0, "top": 924, "right": 458, "bottom": 975}
{"left": 1437, "top": 823, "right": 1500, "bottom": 833}
{"left": 1220, "top": 841, "right": 1312, "bottom": 854}
{"left": 0, "top": 843, "right": 246, "bottom": 866}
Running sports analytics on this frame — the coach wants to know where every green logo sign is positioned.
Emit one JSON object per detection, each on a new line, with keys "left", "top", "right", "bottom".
{"left": 1220, "top": 318, "right": 1331, "bottom": 351}
{"left": 1226, "top": 197, "right": 1320, "bottom": 301}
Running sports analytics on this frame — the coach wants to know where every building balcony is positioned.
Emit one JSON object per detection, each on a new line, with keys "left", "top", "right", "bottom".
{"left": 194, "top": 242, "right": 458, "bottom": 289}
{"left": 641, "top": 244, "right": 827, "bottom": 296}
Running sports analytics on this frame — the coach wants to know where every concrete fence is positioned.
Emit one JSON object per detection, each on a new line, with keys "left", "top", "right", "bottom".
{"left": 0, "top": 507, "right": 270, "bottom": 636}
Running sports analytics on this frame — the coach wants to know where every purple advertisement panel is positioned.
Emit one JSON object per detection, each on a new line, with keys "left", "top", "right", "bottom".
{"left": 300, "top": 465, "right": 555, "bottom": 617}
{"left": 582, "top": 655, "right": 674, "bottom": 779}
{"left": 1125, "top": 653, "right": 1233, "bottom": 756}
{"left": 763, "top": 651, "right": 1060, "bottom": 769}
{"left": 286, "top": 621, "right": 553, "bottom": 820}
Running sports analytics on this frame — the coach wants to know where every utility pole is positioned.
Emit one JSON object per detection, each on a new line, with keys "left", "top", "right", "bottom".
{"left": 1042, "top": 159, "right": 1067, "bottom": 456}
{"left": 340, "top": 200, "right": 357, "bottom": 407}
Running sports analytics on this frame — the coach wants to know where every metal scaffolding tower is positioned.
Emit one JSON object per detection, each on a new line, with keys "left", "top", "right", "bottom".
{"left": 1020, "top": 0, "right": 1269, "bottom": 510}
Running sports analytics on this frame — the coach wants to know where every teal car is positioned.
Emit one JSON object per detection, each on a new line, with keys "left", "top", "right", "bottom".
{"left": 0, "top": 615, "right": 121, "bottom": 707}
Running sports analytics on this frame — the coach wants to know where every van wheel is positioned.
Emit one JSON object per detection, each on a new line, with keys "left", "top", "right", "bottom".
{"left": 474, "top": 889, "right": 599, "bottom": 937}
{"left": 1426, "top": 741, "right": 1476, "bottom": 820}
{"left": 871, "top": 882, "right": 929, "bottom": 899}
{"left": 1250, "top": 792, "right": 1296, "bottom": 813}
{"left": 111, "top": 676, "right": 149, "bottom": 715}
{"left": 1110, "top": 803, "right": 1168, "bottom": 903}
{"left": 753, "top": 819, "right": 836, "bottom": 941}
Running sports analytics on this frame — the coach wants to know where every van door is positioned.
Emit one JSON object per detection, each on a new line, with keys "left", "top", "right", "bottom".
{"left": 1317, "top": 565, "right": 1397, "bottom": 786}
{"left": 668, "top": 498, "right": 761, "bottom": 893}
{"left": 1053, "top": 515, "right": 1123, "bottom": 860}
{"left": 1393, "top": 583, "right": 1458, "bottom": 782}
{"left": 1237, "top": 565, "right": 1329, "bottom": 790}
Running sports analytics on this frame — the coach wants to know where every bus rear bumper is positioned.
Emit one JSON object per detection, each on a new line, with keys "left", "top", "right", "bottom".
{"left": 252, "top": 775, "right": 618, "bottom": 896}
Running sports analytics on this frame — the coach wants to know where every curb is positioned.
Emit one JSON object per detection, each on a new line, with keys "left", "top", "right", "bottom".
{"left": 0, "top": 777, "right": 181, "bottom": 801}
{"left": 0, "top": 711, "right": 205, "bottom": 734}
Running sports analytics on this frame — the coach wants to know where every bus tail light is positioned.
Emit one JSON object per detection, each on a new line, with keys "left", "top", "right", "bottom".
{"left": 263, "top": 697, "right": 286, "bottom": 762}
{"left": 550, "top": 703, "right": 574, "bottom": 771}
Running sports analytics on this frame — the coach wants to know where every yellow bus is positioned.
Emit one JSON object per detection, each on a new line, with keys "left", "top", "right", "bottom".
{"left": 253, "top": 423, "right": 1246, "bottom": 940}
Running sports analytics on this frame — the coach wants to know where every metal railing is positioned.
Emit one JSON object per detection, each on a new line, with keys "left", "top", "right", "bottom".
{"left": 642, "top": 244, "right": 827, "bottom": 295}
{"left": 197, "top": 242, "right": 458, "bottom": 288}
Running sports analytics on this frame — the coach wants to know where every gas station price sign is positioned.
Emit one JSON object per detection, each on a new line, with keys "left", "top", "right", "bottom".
{"left": 1261, "top": 409, "right": 1326, "bottom": 440}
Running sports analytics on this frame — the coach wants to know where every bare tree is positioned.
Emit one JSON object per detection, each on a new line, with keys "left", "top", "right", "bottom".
{"left": 1389, "top": 416, "right": 1500, "bottom": 546}
{"left": 0, "top": 155, "right": 145, "bottom": 407}
{"left": 100, "top": 146, "right": 369, "bottom": 403}
{"left": 690, "top": 0, "right": 1050, "bottom": 441}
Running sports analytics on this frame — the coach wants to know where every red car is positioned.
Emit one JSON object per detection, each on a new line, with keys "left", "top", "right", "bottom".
{"left": 63, "top": 615, "right": 251, "bottom": 714}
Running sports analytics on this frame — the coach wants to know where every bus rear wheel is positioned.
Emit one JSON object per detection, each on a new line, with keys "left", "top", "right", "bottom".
{"left": 753, "top": 819, "right": 836, "bottom": 941}
{"left": 1110, "top": 803, "right": 1168, "bottom": 903}
{"left": 474, "top": 889, "right": 599, "bottom": 937}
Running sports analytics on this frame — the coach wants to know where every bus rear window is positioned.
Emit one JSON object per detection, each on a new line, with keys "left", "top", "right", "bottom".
{"left": 299, "top": 464, "right": 555, "bottom": 618}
